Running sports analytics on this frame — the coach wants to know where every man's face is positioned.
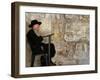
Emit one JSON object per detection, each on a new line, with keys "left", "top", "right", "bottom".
{"left": 32, "top": 24, "right": 40, "bottom": 30}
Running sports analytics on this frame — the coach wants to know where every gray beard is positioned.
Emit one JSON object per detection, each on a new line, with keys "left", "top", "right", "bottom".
{"left": 34, "top": 30, "right": 41, "bottom": 36}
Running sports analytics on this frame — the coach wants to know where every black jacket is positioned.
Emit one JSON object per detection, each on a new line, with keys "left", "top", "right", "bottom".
{"left": 27, "top": 29, "right": 43, "bottom": 54}
{"left": 27, "top": 29, "right": 56, "bottom": 57}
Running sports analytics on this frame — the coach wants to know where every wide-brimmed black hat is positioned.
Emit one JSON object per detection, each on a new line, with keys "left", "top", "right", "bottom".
{"left": 29, "top": 20, "right": 42, "bottom": 28}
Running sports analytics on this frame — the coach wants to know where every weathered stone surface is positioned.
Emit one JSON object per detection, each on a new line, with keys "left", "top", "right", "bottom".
{"left": 26, "top": 13, "right": 89, "bottom": 67}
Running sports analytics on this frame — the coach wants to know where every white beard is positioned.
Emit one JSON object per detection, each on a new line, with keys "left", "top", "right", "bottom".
{"left": 34, "top": 30, "right": 41, "bottom": 36}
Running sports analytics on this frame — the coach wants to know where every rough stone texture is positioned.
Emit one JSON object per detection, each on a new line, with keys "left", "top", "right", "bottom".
{"left": 25, "top": 12, "right": 90, "bottom": 67}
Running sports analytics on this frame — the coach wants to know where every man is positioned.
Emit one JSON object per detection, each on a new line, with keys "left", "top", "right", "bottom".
{"left": 27, "top": 20, "right": 56, "bottom": 67}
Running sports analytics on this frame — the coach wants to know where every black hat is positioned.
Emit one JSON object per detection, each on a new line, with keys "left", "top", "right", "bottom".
{"left": 29, "top": 20, "right": 42, "bottom": 28}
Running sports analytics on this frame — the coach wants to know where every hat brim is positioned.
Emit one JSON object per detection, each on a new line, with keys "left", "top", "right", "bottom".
{"left": 38, "top": 22, "right": 42, "bottom": 25}
{"left": 29, "top": 22, "right": 42, "bottom": 28}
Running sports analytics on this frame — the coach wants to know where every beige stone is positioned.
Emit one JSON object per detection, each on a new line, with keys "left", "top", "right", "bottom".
{"left": 25, "top": 13, "right": 89, "bottom": 66}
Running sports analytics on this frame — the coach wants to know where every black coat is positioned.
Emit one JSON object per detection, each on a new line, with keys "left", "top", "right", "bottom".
{"left": 27, "top": 29, "right": 43, "bottom": 54}
{"left": 27, "top": 29, "right": 56, "bottom": 57}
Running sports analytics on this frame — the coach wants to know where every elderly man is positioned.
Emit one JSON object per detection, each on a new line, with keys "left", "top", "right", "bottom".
{"left": 27, "top": 20, "right": 56, "bottom": 67}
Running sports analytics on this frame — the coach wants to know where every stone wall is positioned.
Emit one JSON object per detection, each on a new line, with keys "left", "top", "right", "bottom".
{"left": 25, "top": 12, "right": 90, "bottom": 67}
